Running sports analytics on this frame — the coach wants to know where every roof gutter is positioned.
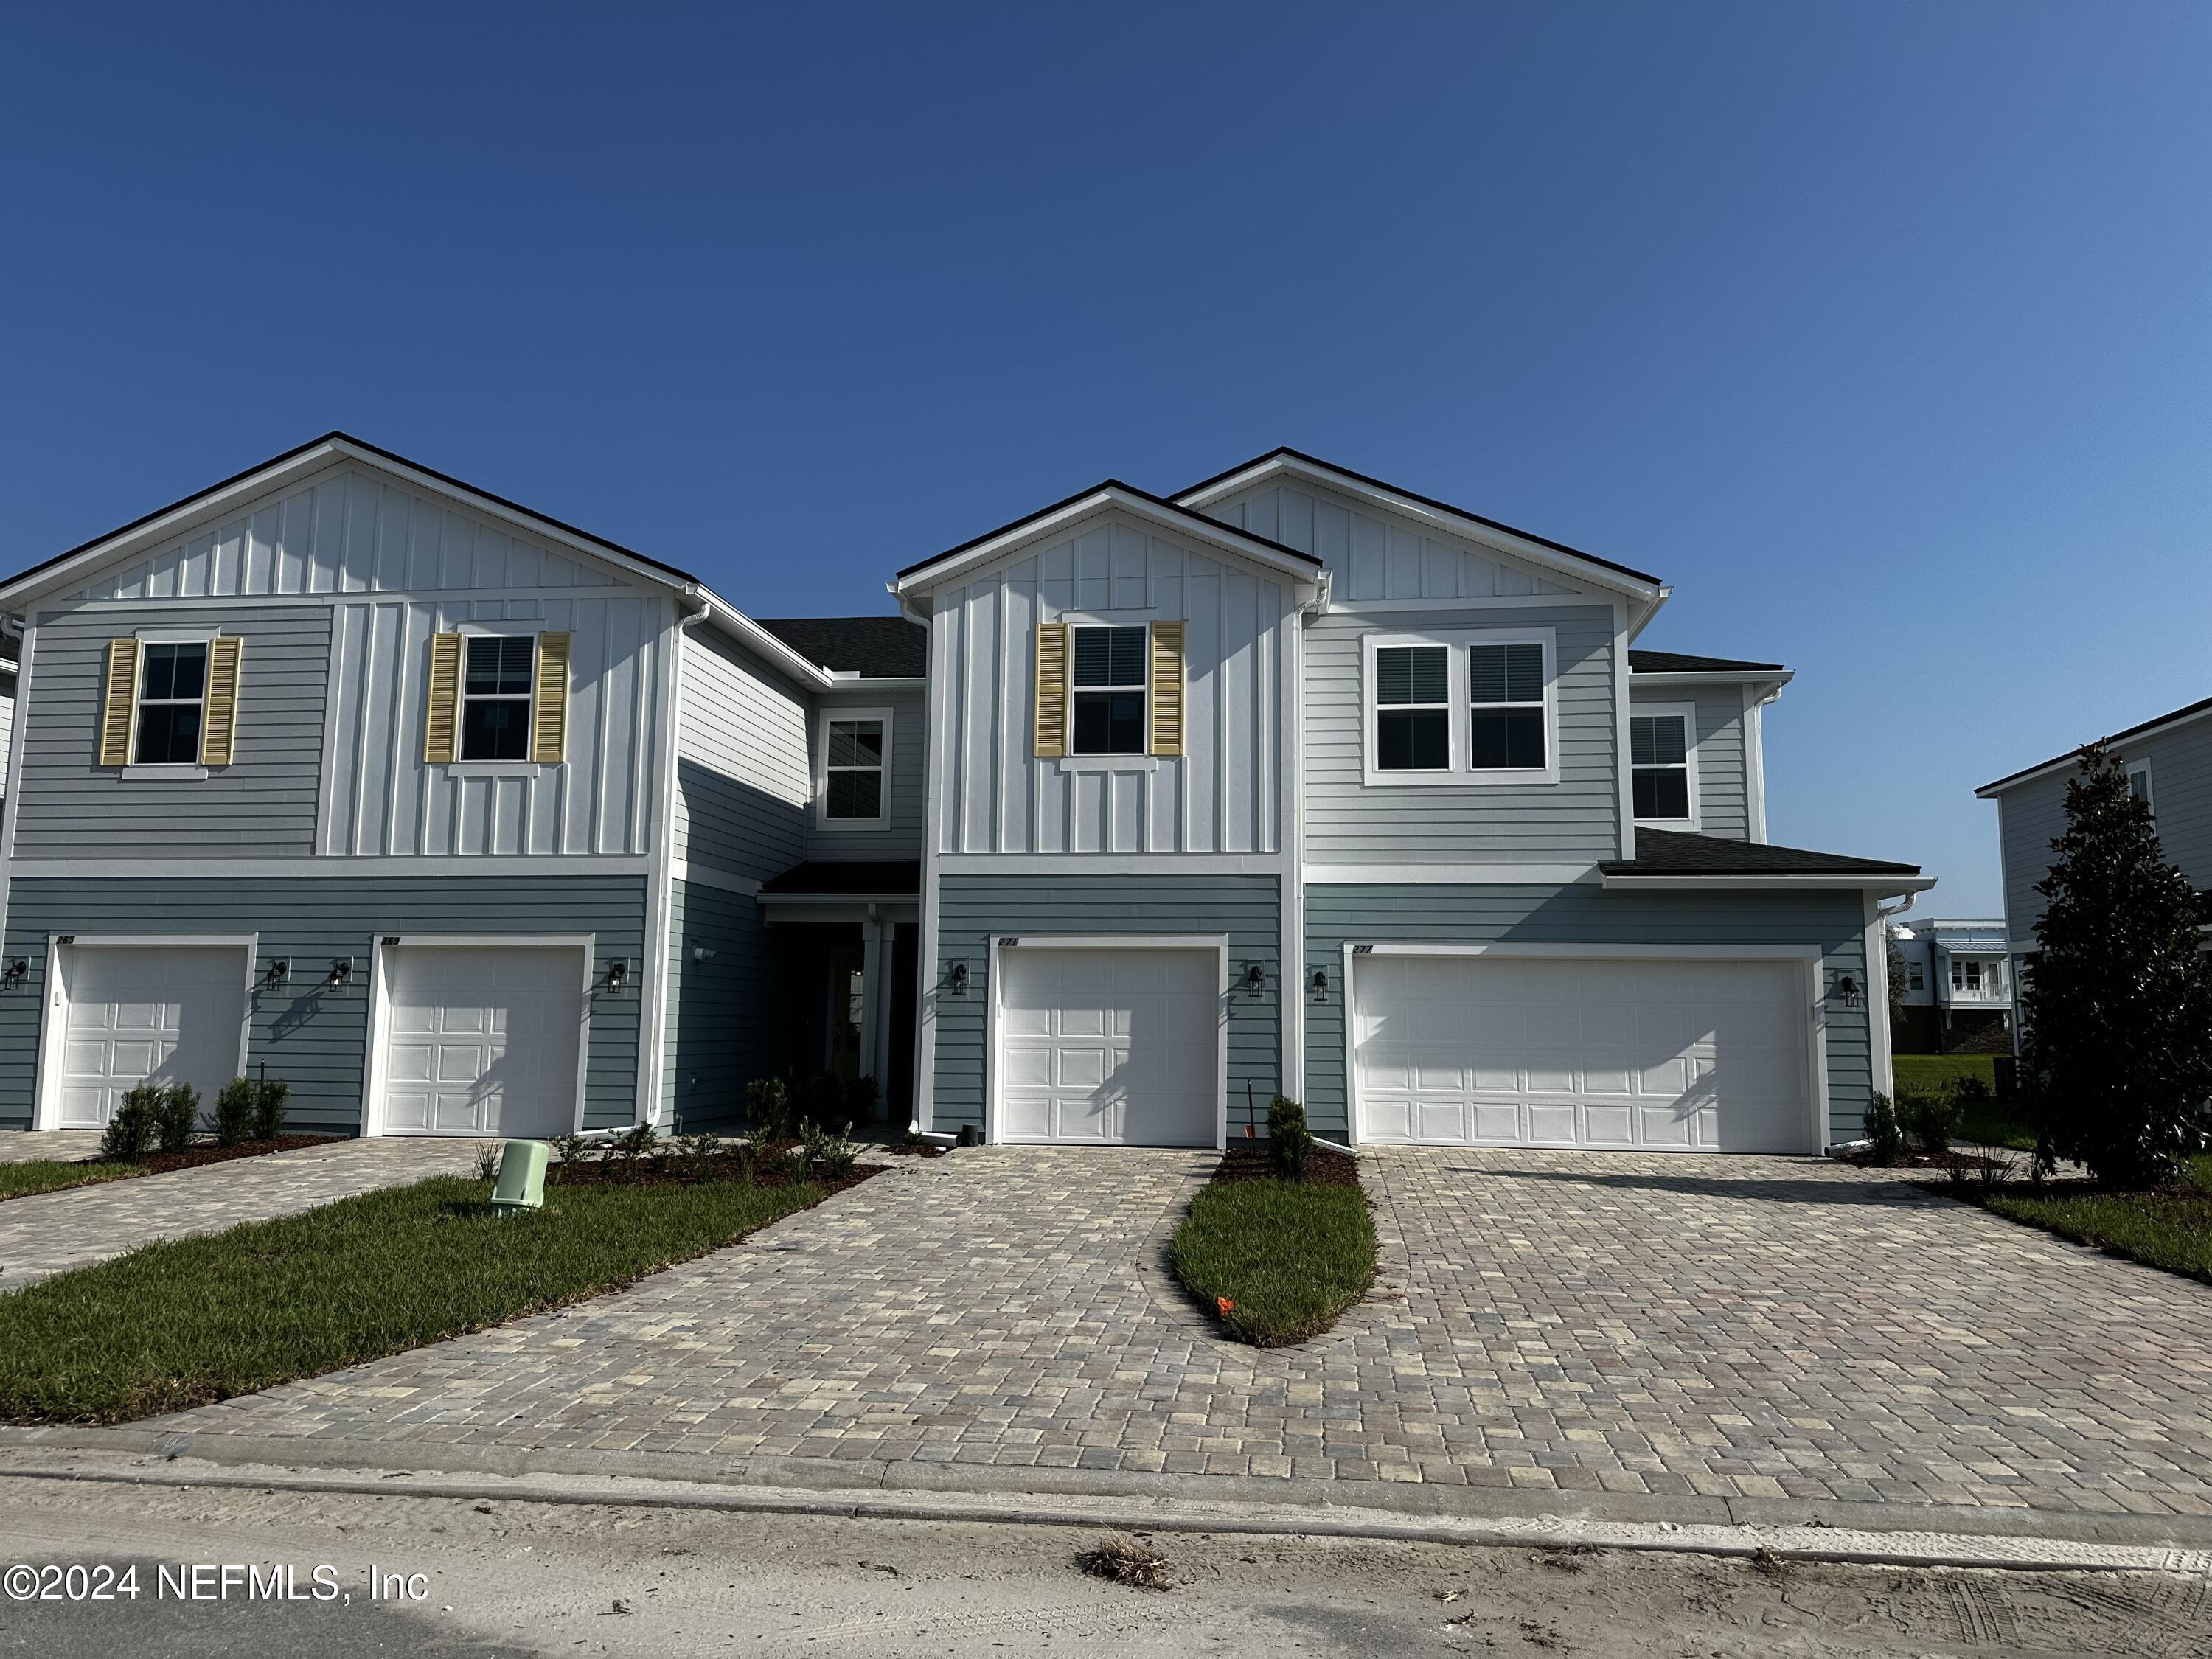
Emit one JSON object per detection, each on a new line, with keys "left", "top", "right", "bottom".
{"left": 685, "top": 586, "right": 834, "bottom": 689}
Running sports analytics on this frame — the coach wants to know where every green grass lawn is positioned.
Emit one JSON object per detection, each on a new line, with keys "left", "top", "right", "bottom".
{"left": 0, "top": 1160, "right": 145, "bottom": 1202}
{"left": 1169, "top": 1178, "right": 1377, "bottom": 1347}
{"left": 1976, "top": 1155, "right": 2212, "bottom": 1285}
{"left": 1891, "top": 1055, "right": 2039, "bottom": 1150}
{"left": 0, "top": 1172, "right": 833, "bottom": 1425}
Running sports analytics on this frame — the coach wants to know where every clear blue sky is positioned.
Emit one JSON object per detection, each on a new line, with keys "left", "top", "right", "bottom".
{"left": 7, "top": 4, "right": 2207, "bottom": 912}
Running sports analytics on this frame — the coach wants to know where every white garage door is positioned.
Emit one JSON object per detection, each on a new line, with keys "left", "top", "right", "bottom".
{"left": 380, "top": 945, "right": 585, "bottom": 1138}
{"left": 53, "top": 945, "right": 248, "bottom": 1129}
{"left": 995, "top": 947, "right": 1220, "bottom": 1146}
{"left": 1353, "top": 954, "right": 1812, "bottom": 1152}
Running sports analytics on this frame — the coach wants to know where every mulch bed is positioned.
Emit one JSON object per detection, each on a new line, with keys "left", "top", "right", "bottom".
{"left": 137, "top": 1135, "right": 343, "bottom": 1175}
{"left": 1207, "top": 1144, "right": 1361, "bottom": 1187}
{"left": 552, "top": 1143, "right": 887, "bottom": 1194}
{"left": 877, "top": 1141, "right": 947, "bottom": 1158}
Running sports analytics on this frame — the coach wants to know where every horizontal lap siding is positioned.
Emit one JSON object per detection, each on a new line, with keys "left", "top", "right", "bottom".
{"left": 662, "top": 878, "right": 783, "bottom": 1130}
{"left": 674, "top": 629, "right": 809, "bottom": 881}
{"left": 0, "top": 875, "right": 647, "bottom": 1134}
{"left": 1994, "top": 774, "right": 2069, "bottom": 944}
{"left": 16, "top": 605, "right": 329, "bottom": 854}
{"left": 806, "top": 686, "right": 926, "bottom": 862}
{"left": 1300, "top": 884, "right": 1870, "bottom": 1140}
{"left": 931, "top": 874, "right": 1281, "bottom": 1137}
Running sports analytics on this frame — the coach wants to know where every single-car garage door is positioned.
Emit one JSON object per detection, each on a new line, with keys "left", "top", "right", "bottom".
{"left": 995, "top": 946, "right": 1220, "bottom": 1146}
{"left": 1353, "top": 953, "right": 1812, "bottom": 1152}
{"left": 52, "top": 944, "right": 249, "bottom": 1129}
{"left": 379, "top": 945, "right": 585, "bottom": 1138}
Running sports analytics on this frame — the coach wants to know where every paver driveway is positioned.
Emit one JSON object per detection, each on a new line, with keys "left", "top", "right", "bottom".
{"left": 160, "top": 1147, "right": 2212, "bottom": 1520}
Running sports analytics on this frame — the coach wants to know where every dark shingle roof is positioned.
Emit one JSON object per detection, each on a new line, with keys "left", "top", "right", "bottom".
{"left": 1628, "top": 650, "right": 1784, "bottom": 675}
{"left": 1602, "top": 830, "right": 1920, "bottom": 877}
{"left": 757, "top": 860, "right": 922, "bottom": 897}
{"left": 1978, "top": 692, "right": 2212, "bottom": 796}
{"left": 754, "top": 617, "right": 926, "bottom": 679}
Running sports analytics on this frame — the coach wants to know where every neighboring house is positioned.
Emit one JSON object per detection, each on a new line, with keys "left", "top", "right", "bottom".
{"left": 0, "top": 437, "right": 1932, "bottom": 1155}
{"left": 1975, "top": 692, "right": 2212, "bottom": 1030}
{"left": 1886, "top": 917, "right": 2012, "bottom": 1054}
{"left": 891, "top": 448, "right": 1928, "bottom": 1153}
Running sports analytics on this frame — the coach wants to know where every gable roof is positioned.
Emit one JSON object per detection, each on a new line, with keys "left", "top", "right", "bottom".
{"left": 1976, "top": 692, "right": 2212, "bottom": 796}
{"left": 756, "top": 616, "right": 926, "bottom": 679}
{"left": 1172, "top": 445, "right": 1666, "bottom": 594}
{"left": 1628, "top": 650, "right": 1785, "bottom": 675}
{"left": 891, "top": 478, "right": 1324, "bottom": 598}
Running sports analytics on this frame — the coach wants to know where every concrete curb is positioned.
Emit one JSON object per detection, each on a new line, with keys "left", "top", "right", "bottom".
{"left": 3, "top": 1425, "right": 2208, "bottom": 1571}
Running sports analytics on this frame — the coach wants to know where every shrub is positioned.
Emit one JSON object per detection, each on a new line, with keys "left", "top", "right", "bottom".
{"left": 212, "top": 1077, "right": 257, "bottom": 1147}
{"left": 548, "top": 1132, "right": 591, "bottom": 1182}
{"left": 798, "top": 1119, "right": 859, "bottom": 1180}
{"left": 1952, "top": 1073, "right": 1994, "bottom": 1107}
{"left": 99, "top": 1088, "right": 160, "bottom": 1161}
{"left": 250, "top": 1076, "right": 290, "bottom": 1141}
{"left": 154, "top": 1082, "right": 201, "bottom": 1152}
{"left": 799, "top": 1071, "right": 844, "bottom": 1127}
{"left": 1863, "top": 1092, "right": 1904, "bottom": 1164}
{"left": 1899, "top": 1090, "right": 1960, "bottom": 1157}
{"left": 1266, "top": 1096, "right": 1312, "bottom": 1181}
{"left": 745, "top": 1077, "right": 795, "bottom": 1141}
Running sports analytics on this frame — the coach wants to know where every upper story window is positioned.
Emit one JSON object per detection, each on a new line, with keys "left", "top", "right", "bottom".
{"left": 134, "top": 641, "right": 207, "bottom": 764}
{"left": 1374, "top": 645, "right": 1450, "bottom": 771}
{"left": 1468, "top": 643, "right": 1545, "bottom": 770}
{"left": 462, "top": 636, "right": 535, "bottom": 762}
{"left": 1906, "top": 960, "right": 1925, "bottom": 991}
{"left": 825, "top": 718, "right": 886, "bottom": 820}
{"left": 2128, "top": 761, "right": 2154, "bottom": 814}
{"left": 1950, "top": 959, "right": 1989, "bottom": 994}
{"left": 1071, "top": 625, "right": 1147, "bottom": 756}
{"left": 1630, "top": 710, "right": 1692, "bottom": 821}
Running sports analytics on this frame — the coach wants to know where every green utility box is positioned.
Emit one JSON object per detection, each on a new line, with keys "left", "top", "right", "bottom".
{"left": 490, "top": 1139, "right": 549, "bottom": 1214}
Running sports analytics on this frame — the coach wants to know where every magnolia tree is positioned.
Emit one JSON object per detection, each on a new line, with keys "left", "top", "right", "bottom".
{"left": 2020, "top": 743, "right": 2212, "bottom": 1184}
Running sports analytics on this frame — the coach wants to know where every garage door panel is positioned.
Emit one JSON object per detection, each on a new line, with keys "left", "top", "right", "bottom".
{"left": 1354, "top": 954, "right": 1812, "bottom": 1152}
{"left": 994, "top": 947, "right": 1217, "bottom": 1147}
{"left": 379, "top": 946, "right": 581, "bottom": 1138}
{"left": 52, "top": 945, "right": 248, "bottom": 1130}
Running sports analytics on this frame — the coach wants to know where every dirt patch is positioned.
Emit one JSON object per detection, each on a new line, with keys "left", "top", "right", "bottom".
{"left": 1206, "top": 1144, "right": 1361, "bottom": 1187}
{"left": 138, "top": 1135, "right": 344, "bottom": 1175}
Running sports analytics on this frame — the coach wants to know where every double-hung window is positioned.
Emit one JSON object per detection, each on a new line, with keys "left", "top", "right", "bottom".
{"left": 135, "top": 641, "right": 207, "bottom": 764}
{"left": 462, "top": 636, "right": 535, "bottom": 762}
{"left": 1467, "top": 642, "right": 1546, "bottom": 770}
{"left": 1374, "top": 645, "right": 1450, "bottom": 771}
{"left": 1071, "top": 625, "right": 1147, "bottom": 756}
{"left": 1630, "top": 710, "right": 1693, "bottom": 821}
{"left": 824, "top": 717, "right": 886, "bottom": 821}
{"left": 2128, "top": 762, "right": 2154, "bottom": 814}
{"left": 1906, "top": 961, "right": 1925, "bottom": 992}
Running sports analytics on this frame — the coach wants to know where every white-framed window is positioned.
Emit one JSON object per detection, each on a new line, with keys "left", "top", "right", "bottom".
{"left": 2128, "top": 760, "right": 2154, "bottom": 815}
{"left": 1360, "top": 627, "right": 1558, "bottom": 787}
{"left": 461, "top": 635, "right": 535, "bottom": 762}
{"left": 1630, "top": 702, "right": 1699, "bottom": 825}
{"left": 817, "top": 705, "right": 893, "bottom": 827}
{"left": 134, "top": 639, "right": 209, "bottom": 765}
{"left": 1070, "top": 624, "right": 1147, "bottom": 756}
{"left": 1950, "top": 959, "right": 1992, "bottom": 995}
{"left": 1906, "top": 960, "right": 1924, "bottom": 992}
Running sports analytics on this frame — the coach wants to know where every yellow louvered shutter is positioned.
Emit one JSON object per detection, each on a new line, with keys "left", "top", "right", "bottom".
{"left": 422, "top": 632, "right": 463, "bottom": 764}
{"left": 98, "top": 639, "right": 140, "bottom": 767}
{"left": 1033, "top": 622, "right": 1071, "bottom": 757}
{"left": 1149, "top": 621, "right": 1186, "bottom": 757}
{"left": 531, "top": 630, "right": 571, "bottom": 763}
{"left": 199, "top": 636, "right": 243, "bottom": 767}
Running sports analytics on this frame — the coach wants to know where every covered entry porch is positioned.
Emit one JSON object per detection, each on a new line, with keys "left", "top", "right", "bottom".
{"left": 756, "top": 860, "right": 919, "bottom": 1125}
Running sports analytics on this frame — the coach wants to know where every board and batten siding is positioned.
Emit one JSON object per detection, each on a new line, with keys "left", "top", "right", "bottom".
{"left": 1305, "top": 602, "right": 1621, "bottom": 863}
{"left": 807, "top": 685, "right": 926, "bottom": 862}
{"left": 321, "top": 591, "right": 669, "bottom": 858}
{"left": 1630, "top": 685, "right": 1750, "bottom": 842}
{"left": 0, "top": 874, "right": 647, "bottom": 1135}
{"left": 929, "top": 874, "right": 1281, "bottom": 1137}
{"left": 672, "top": 626, "right": 810, "bottom": 881}
{"left": 1300, "top": 884, "right": 1872, "bottom": 1141}
{"left": 14, "top": 604, "right": 330, "bottom": 855}
{"left": 929, "top": 511, "right": 1294, "bottom": 856}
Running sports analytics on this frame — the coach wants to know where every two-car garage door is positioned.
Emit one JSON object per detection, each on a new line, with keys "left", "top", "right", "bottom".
{"left": 1352, "top": 953, "right": 1813, "bottom": 1152}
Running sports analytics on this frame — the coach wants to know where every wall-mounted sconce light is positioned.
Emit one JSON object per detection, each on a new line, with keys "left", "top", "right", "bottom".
{"left": 605, "top": 959, "right": 628, "bottom": 995}
{"left": 691, "top": 945, "right": 717, "bottom": 964}
{"left": 945, "top": 960, "right": 969, "bottom": 1000}
{"left": 1834, "top": 973, "right": 1861, "bottom": 1009}
{"left": 324, "top": 959, "right": 352, "bottom": 993}
{"left": 0, "top": 959, "right": 28, "bottom": 992}
{"left": 1310, "top": 967, "right": 1330, "bottom": 1004}
{"left": 1242, "top": 961, "right": 1267, "bottom": 1001}
{"left": 262, "top": 958, "right": 291, "bottom": 992}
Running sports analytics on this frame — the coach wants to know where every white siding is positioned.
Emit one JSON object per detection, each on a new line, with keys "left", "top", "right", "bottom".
{"left": 929, "top": 509, "right": 1294, "bottom": 856}
{"left": 672, "top": 627, "right": 810, "bottom": 880}
{"left": 0, "top": 678, "right": 14, "bottom": 799}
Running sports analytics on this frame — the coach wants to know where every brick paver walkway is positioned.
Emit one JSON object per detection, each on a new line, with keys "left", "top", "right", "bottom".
{"left": 0, "top": 1138, "right": 487, "bottom": 1289}
{"left": 159, "top": 1147, "right": 2212, "bottom": 1520}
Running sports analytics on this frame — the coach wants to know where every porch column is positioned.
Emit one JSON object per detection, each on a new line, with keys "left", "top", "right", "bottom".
{"left": 858, "top": 909, "right": 894, "bottom": 1115}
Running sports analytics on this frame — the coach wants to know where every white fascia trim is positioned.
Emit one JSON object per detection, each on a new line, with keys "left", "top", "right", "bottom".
{"left": 1630, "top": 669, "right": 1795, "bottom": 688}
{"left": 1172, "top": 453, "right": 1662, "bottom": 605}
{"left": 684, "top": 588, "right": 832, "bottom": 689}
{"left": 6, "top": 855, "right": 655, "bottom": 880}
{"left": 1600, "top": 873, "right": 1938, "bottom": 894}
{"left": 822, "top": 676, "right": 928, "bottom": 692}
{"left": 892, "top": 487, "right": 1324, "bottom": 602}
{"left": 935, "top": 852, "right": 1290, "bottom": 875}
{"left": 1304, "top": 863, "right": 1600, "bottom": 886}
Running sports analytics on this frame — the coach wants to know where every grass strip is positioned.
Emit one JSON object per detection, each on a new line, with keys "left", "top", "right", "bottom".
{"left": 0, "top": 1161, "right": 145, "bottom": 1202}
{"left": 0, "top": 1172, "right": 840, "bottom": 1425}
{"left": 1972, "top": 1155, "right": 2212, "bottom": 1285}
{"left": 1170, "top": 1175, "right": 1376, "bottom": 1347}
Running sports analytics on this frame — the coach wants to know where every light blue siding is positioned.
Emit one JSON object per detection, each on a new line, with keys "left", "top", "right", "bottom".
{"left": 805, "top": 686, "right": 926, "bottom": 862}
{"left": 930, "top": 873, "right": 1281, "bottom": 1137}
{"left": 1301, "top": 884, "right": 1871, "bottom": 1140}
{"left": 0, "top": 875, "right": 647, "bottom": 1134}
{"left": 673, "top": 627, "right": 810, "bottom": 882}
{"left": 662, "top": 877, "right": 783, "bottom": 1130}
{"left": 1629, "top": 685, "right": 1750, "bottom": 841}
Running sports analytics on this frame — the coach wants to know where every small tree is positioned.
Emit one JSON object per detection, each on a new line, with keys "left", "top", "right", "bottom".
{"left": 2020, "top": 743, "right": 2212, "bottom": 1185}
{"left": 1886, "top": 935, "right": 1910, "bottom": 1018}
